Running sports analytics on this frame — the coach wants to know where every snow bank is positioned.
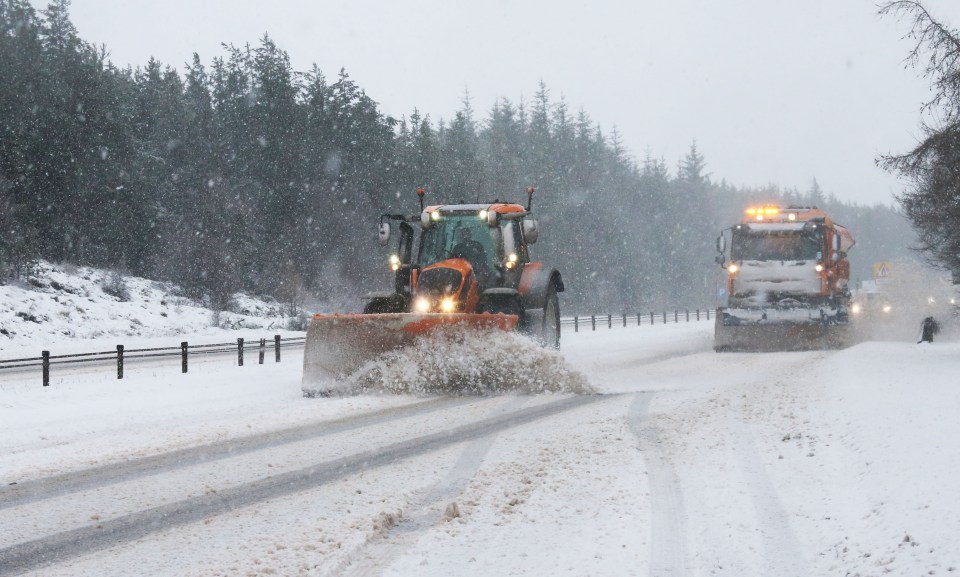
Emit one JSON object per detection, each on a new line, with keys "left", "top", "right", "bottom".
{"left": 0, "top": 262, "right": 301, "bottom": 356}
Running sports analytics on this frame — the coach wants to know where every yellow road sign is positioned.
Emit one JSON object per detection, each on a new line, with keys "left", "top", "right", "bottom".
{"left": 873, "top": 262, "right": 892, "bottom": 279}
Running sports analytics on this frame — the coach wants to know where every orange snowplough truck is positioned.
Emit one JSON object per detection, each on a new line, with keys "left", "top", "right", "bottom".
{"left": 302, "top": 188, "right": 564, "bottom": 396}
{"left": 714, "top": 205, "right": 855, "bottom": 351}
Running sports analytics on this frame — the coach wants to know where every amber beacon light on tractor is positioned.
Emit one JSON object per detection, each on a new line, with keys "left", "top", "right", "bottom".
{"left": 713, "top": 205, "right": 855, "bottom": 351}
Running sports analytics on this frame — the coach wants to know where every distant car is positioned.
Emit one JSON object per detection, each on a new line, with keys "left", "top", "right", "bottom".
{"left": 850, "top": 292, "right": 893, "bottom": 318}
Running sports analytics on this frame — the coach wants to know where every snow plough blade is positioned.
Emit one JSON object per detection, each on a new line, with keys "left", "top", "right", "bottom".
{"left": 714, "top": 309, "right": 853, "bottom": 352}
{"left": 301, "top": 313, "right": 519, "bottom": 397}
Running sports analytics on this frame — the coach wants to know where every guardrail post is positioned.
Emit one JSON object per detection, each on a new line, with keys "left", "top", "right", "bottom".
{"left": 259, "top": 338, "right": 266, "bottom": 364}
{"left": 274, "top": 335, "right": 281, "bottom": 362}
{"left": 117, "top": 345, "right": 124, "bottom": 379}
{"left": 663, "top": 312, "right": 667, "bottom": 324}
{"left": 42, "top": 350, "right": 50, "bottom": 387}
{"left": 622, "top": 313, "right": 627, "bottom": 327}
{"left": 675, "top": 310, "right": 678, "bottom": 323}
{"left": 607, "top": 314, "right": 612, "bottom": 329}
{"left": 238, "top": 338, "right": 244, "bottom": 366}
{"left": 650, "top": 312, "right": 654, "bottom": 325}
{"left": 686, "top": 309, "right": 690, "bottom": 322}
{"left": 574, "top": 316, "right": 579, "bottom": 332}
{"left": 591, "top": 315, "right": 596, "bottom": 331}
{"left": 708, "top": 308, "right": 712, "bottom": 320}
{"left": 696, "top": 309, "right": 700, "bottom": 321}
{"left": 181, "top": 342, "right": 188, "bottom": 373}
{"left": 637, "top": 313, "right": 641, "bottom": 326}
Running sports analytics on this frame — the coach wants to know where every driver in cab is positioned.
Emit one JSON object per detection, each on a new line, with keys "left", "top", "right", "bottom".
{"left": 450, "top": 227, "right": 490, "bottom": 287}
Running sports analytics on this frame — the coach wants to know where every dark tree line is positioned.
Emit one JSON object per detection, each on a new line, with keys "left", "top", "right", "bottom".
{"left": 880, "top": 1, "right": 960, "bottom": 286}
{"left": 1, "top": 0, "right": 917, "bottom": 315}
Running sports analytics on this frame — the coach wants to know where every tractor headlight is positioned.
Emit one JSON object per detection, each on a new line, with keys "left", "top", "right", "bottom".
{"left": 851, "top": 303, "right": 861, "bottom": 314}
{"left": 414, "top": 297, "right": 431, "bottom": 313}
{"left": 727, "top": 263, "right": 738, "bottom": 274}
{"left": 389, "top": 254, "right": 400, "bottom": 271}
{"left": 440, "top": 297, "right": 456, "bottom": 312}
{"left": 815, "top": 263, "right": 824, "bottom": 272}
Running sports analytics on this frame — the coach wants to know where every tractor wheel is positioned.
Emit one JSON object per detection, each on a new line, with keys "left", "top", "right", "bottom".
{"left": 539, "top": 285, "right": 561, "bottom": 349}
{"left": 481, "top": 295, "right": 523, "bottom": 318}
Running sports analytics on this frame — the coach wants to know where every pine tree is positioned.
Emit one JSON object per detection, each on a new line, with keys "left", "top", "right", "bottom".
{"left": 437, "top": 90, "right": 480, "bottom": 200}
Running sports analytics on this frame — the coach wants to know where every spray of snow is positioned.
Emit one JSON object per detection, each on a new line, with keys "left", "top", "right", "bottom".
{"left": 343, "top": 329, "right": 592, "bottom": 395}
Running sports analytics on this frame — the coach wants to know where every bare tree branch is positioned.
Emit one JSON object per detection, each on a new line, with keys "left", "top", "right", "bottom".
{"left": 879, "top": 1, "right": 960, "bottom": 280}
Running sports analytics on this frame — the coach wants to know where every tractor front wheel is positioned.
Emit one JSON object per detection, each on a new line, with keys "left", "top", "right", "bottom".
{"left": 538, "top": 285, "right": 561, "bottom": 349}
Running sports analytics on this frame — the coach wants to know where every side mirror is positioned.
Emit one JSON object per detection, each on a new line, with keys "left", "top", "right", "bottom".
{"left": 420, "top": 211, "right": 433, "bottom": 229}
{"left": 378, "top": 222, "right": 391, "bottom": 246}
{"left": 716, "top": 233, "right": 726, "bottom": 254}
{"left": 522, "top": 219, "right": 539, "bottom": 244}
{"left": 832, "top": 232, "right": 841, "bottom": 252}
{"left": 715, "top": 255, "right": 725, "bottom": 265}
{"left": 486, "top": 210, "right": 499, "bottom": 227}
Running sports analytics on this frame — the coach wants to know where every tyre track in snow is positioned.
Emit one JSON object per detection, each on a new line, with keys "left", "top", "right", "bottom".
{"left": 730, "top": 373, "right": 814, "bottom": 576}
{"left": 0, "top": 397, "right": 469, "bottom": 510}
{"left": 628, "top": 392, "right": 687, "bottom": 577}
{"left": 731, "top": 422, "right": 808, "bottom": 577}
{"left": 0, "top": 394, "right": 609, "bottom": 577}
{"left": 332, "top": 395, "right": 533, "bottom": 577}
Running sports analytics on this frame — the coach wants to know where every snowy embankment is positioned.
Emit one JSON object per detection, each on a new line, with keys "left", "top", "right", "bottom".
{"left": 0, "top": 262, "right": 304, "bottom": 358}
{"left": 2, "top": 312, "right": 959, "bottom": 576}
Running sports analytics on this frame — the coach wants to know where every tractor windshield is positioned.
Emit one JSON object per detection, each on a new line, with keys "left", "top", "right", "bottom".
{"left": 419, "top": 215, "right": 499, "bottom": 272}
{"left": 732, "top": 229, "right": 821, "bottom": 261}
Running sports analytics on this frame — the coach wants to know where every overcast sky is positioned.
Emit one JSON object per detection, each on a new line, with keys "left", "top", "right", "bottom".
{"left": 34, "top": 0, "right": 960, "bottom": 205}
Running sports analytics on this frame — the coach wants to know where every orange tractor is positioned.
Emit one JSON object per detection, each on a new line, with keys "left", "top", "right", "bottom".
{"left": 302, "top": 188, "right": 564, "bottom": 396}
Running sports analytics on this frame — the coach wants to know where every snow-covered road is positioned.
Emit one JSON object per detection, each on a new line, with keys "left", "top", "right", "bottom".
{"left": 1, "top": 321, "right": 958, "bottom": 576}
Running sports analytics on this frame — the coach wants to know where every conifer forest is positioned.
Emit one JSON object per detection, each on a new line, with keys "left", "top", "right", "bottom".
{"left": 1, "top": 0, "right": 919, "bottom": 314}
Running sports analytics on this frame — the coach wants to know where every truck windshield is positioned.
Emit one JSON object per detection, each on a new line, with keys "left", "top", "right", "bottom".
{"left": 419, "top": 215, "right": 498, "bottom": 270}
{"left": 732, "top": 230, "right": 821, "bottom": 261}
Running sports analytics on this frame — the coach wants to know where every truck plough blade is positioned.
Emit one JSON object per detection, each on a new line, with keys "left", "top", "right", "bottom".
{"left": 714, "top": 309, "right": 853, "bottom": 352}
